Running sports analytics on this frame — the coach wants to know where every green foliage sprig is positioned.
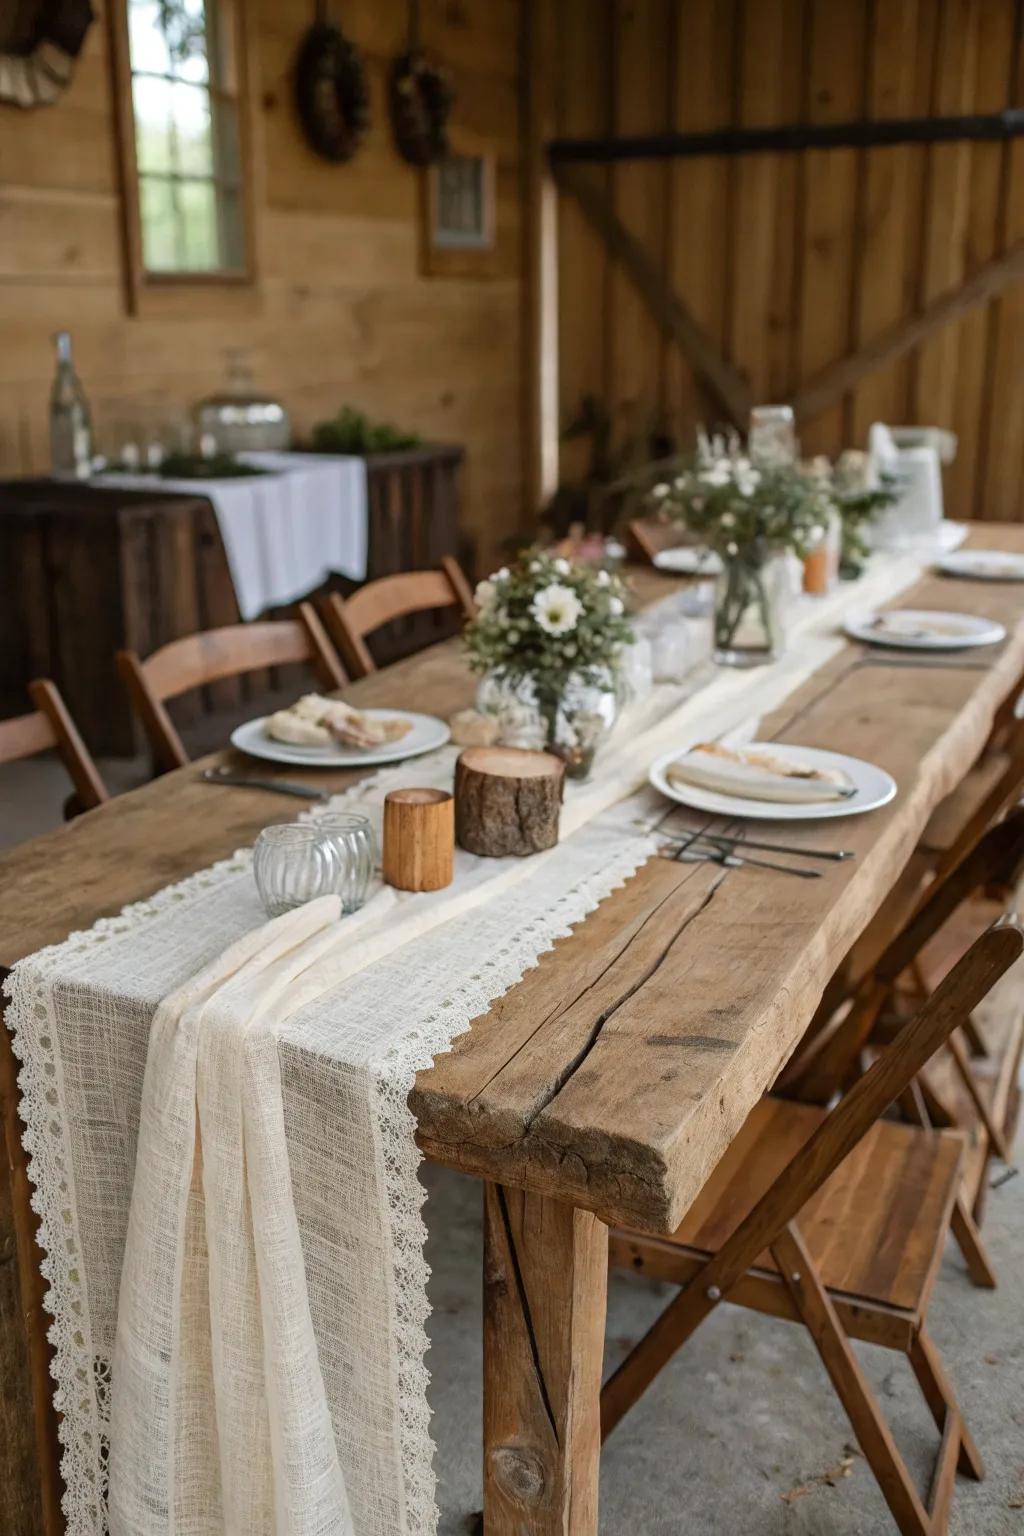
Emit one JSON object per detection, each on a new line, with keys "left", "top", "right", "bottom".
{"left": 463, "top": 549, "right": 634, "bottom": 706}
{"left": 310, "top": 406, "right": 423, "bottom": 455}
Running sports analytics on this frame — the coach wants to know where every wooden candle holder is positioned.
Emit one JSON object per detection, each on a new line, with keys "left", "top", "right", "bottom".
{"left": 382, "top": 787, "right": 455, "bottom": 891}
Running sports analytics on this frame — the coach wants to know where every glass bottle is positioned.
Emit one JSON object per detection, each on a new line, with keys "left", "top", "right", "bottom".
{"left": 49, "top": 331, "right": 93, "bottom": 479}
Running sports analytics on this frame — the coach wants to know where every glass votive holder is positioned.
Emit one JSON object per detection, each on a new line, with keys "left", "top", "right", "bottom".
{"left": 254, "top": 824, "right": 341, "bottom": 918}
{"left": 650, "top": 622, "right": 691, "bottom": 683}
{"left": 313, "top": 812, "right": 377, "bottom": 915}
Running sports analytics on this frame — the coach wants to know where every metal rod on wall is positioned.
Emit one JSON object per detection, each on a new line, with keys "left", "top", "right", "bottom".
{"left": 548, "top": 109, "right": 1024, "bottom": 164}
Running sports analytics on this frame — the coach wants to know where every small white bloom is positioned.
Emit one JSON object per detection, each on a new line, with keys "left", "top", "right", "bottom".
{"left": 563, "top": 642, "right": 577, "bottom": 658}
{"left": 506, "top": 628, "right": 519, "bottom": 644}
{"left": 701, "top": 462, "right": 731, "bottom": 488}
{"left": 596, "top": 569, "right": 610, "bottom": 587}
{"left": 608, "top": 595, "right": 624, "bottom": 617}
{"left": 494, "top": 566, "right": 510, "bottom": 582}
{"left": 529, "top": 559, "right": 542, "bottom": 573}
{"left": 720, "top": 512, "right": 735, "bottom": 529}
{"left": 726, "top": 541, "right": 738, "bottom": 556}
{"left": 474, "top": 579, "right": 497, "bottom": 609}
{"left": 553, "top": 557, "right": 571, "bottom": 576}
{"left": 651, "top": 482, "right": 670, "bottom": 499}
{"left": 532, "top": 583, "right": 583, "bottom": 636}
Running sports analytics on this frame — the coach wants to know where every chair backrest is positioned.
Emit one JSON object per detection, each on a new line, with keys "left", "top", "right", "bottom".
{"left": 321, "top": 557, "right": 475, "bottom": 678}
{"left": 117, "top": 603, "right": 346, "bottom": 772}
{"left": 0, "top": 679, "right": 107, "bottom": 814}
{"left": 693, "top": 915, "right": 1022, "bottom": 1307}
{"left": 927, "top": 705, "right": 1024, "bottom": 886}
{"left": 784, "top": 805, "right": 1024, "bottom": 1103}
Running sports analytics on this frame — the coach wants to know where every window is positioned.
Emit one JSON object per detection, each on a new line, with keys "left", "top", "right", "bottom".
{"left": 120, "top": 0, "right": 248, "bottom": 279}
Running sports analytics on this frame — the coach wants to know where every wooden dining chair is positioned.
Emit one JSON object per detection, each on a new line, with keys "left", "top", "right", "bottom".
{"left": 319, "top": 557, "right": 475, "bottom": 680}
{"left": 780, "top": 807, "right": 1024, "bottom": 1290}
{"left": 117, "top": 604, "right": 346, "bottom": 773}
{"left": 605, "top": 915, "right": 1023, "bottom": 1536}
{"left": 0, "top": 679, "right": 108, "bottom": 817}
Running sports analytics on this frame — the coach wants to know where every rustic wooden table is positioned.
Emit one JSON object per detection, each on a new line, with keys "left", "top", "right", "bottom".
{"left": 2, "top": 529, "right": 1024, "bottom": 1534}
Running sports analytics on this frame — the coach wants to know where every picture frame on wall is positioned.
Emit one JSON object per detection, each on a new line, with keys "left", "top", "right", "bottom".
{"left": 420, "top": 125, "right": 499, "bottom": 278}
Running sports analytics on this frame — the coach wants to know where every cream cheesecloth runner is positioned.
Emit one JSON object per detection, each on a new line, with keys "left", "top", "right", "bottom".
{"left": 4, "top": 542, "right": 959, "bottom": 1534}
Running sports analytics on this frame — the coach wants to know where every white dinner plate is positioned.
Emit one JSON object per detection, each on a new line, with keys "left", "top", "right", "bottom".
{"left": 231, "top": 709, "right": 451, "bottom": 768}
{"left": 653, "top": 546, "right": 724, "bottom": 576}
{"left": 649, "top": 742, "right": 897, "bottom": 822}
{"left": 935, "top": 549, "right": 1024, "bottom": 582}
{"left": 844, "top": 608, "right": 1006, "bottom": 651}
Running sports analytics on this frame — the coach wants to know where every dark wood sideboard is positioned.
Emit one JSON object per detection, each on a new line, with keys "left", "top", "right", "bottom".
{"left": 0, "top": 446, "right": 466, "bottom": 755}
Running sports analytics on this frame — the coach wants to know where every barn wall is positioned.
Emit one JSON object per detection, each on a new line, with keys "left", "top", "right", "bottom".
{"left": 0, "top": 0, "right": 526, "bottom": 570}
{"left": 554, "top": 0, "right": 1024, "bottom": 521}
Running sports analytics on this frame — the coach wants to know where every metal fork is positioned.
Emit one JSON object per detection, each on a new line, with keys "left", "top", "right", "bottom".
{"left": 662, "top": 836, "right": 821, "bottom": 879}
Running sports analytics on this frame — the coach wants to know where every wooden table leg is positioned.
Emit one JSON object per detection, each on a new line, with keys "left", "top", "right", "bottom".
{"left": 483, "top": 1183, "right": 608, "bottom": 1535}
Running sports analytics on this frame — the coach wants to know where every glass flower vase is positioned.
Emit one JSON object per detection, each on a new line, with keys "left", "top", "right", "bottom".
{"left": 477, "top": 670, "right": 618, "bottom": 780}
{"left": 538, "top": 674, "right": 618, "bottom": 781}
{"left": 712, "top": 545, "right": 790, "bottom": 667}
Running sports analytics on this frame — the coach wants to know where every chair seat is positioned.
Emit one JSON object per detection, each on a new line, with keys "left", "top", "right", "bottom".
{"left": 921, "top": 751, "right": 1013, "bottom": 854}
{"left": 617, "top": 1098, "right": 964, "bottom": 1318}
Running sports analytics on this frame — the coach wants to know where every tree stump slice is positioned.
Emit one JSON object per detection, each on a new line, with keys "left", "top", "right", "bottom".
{"left": 455, "top": 746, "right": 564, "bottom": 858}
{"left": 382, "top": 787, "right": 454, "bottom": 890}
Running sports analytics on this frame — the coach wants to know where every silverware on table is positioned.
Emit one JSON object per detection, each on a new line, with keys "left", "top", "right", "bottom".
{"left": 200, "top": 766, "right": 329, "bottom": 802}
{"left": 658, "top": 829, "right": 854, "bottom": 862}
{"left": 661, "top": 838, "right": 821, "bottom": 879}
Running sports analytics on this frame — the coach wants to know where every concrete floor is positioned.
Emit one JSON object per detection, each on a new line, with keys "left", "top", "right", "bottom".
{"left": 3, "top": 744, "right": 1023, "bottom": 1534}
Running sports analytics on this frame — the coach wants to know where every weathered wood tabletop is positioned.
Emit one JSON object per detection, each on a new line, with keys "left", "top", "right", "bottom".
{"left": 2, "top": 525, "right": 1024, "bottom": 1534}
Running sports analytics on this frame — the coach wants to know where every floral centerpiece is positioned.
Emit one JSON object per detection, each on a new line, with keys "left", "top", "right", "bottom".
{"left": 649, "top": 433, "right": 828, "bottom": 666}
{"left": 464, "top": 550, "right": 634, "bottom": 777}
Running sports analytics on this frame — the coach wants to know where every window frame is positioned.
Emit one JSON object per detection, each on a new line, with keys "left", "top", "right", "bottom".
{"left": 109, "top": 0, "right": 259, "bottom": 315}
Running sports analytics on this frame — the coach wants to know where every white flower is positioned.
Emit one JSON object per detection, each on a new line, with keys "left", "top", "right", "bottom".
{"left": 494, "top": 566, "right": 510, "bottom": 582}
{"left": 529, "top": 559, "right": 542, "bottom": 572}
{"left": 726, "top": 541, "right": 738, "bottom": 556}
{"left": 474, "top": 579, "right": 497, "bottom": 609}
{"left": 532, "top": 583, "right": 583, "bottom": 635}
{"left": 651, "top": 482, "right": 670, "bottom": 499}
{"left": 701, "top": 461, "right": 732, "bottom": 488}
{"left": 595, "top": 569, "right": 610, "bottom": 587}
{"left": 720, "top": 512, "right": 735, "bottom": 529}
{"left": 553, "top": 557, "right": 571, "bottom": 576}
{"left": 608, "top": 595, "right": 624, "bottom": 616}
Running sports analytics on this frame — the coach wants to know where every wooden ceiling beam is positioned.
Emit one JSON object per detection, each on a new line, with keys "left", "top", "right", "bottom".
{"left": 792, "top": 239, "right": 1024, "bottom": 424}
{"left": 553, "top": 161, "right": 753, "bottom": 429}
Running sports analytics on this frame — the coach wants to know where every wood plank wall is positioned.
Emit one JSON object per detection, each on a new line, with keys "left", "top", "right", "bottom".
{"left": 0, "top": 0, "right": 525, "bottom": 570}
{"left": 554, "top": 0, "right": 1024, "bottom": 522}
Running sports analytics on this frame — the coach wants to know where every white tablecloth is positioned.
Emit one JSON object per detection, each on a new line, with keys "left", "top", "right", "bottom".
{"left": 94, "top": 452, "right": 368, "bottom": 621}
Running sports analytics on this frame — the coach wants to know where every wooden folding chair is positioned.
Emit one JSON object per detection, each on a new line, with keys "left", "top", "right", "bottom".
{"left": 0, "top": 679, "right": 107, "bottom": 817}
{"left": 116, "top": 604, "right": 345, "bottom": 772}
{"left": 319, "top": 557, "right": 475, "bottom": 679}
{"left": 783, "top": 808, "right": 1024, "bottom": 1290}
{"left": 605, "top": 916, "right": 1023, "bottom": 1536}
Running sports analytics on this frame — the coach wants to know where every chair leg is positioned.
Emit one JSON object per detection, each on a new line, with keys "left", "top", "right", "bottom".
{"left": 946, "top": 1032, "right": 1013, "bottom": 1163}
{"left": 909, "top": 1330, "right": 984, "bottom": 1482}
{"left": 950, "top": 1196, "right": 998, "bottom": 1288}
{"left": 771, "top": 1225, "right": 932, "bottom": 1536}
{"left": 961, "top": 1012, "right": 990, "bottom": 1060}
